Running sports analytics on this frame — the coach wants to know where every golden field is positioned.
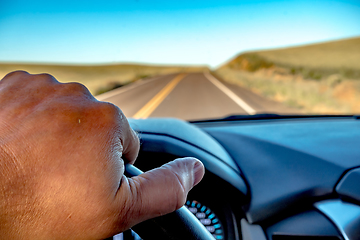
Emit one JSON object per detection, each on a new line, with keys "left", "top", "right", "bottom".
{"left": 0, "top": 63, "right": 209, "bottom": 95}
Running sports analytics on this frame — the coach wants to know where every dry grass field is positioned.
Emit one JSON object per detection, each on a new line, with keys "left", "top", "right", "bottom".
{"left": 216, "top": 37, "right": 360, "bottom": 114}
{"left": 0, "top": 63, "right": 209, "bottom": 95}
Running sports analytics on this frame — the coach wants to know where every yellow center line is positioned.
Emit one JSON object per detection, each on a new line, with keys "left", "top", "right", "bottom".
{"left": 133, "top": 73, "right": 186, "bottom": 119}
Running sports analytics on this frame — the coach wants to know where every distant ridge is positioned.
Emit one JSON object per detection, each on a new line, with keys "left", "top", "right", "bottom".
{"left": 219, "top": 36, "right": 360, "bottom": 79}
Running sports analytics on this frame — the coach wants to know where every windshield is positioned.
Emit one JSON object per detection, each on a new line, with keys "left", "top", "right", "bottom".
{"left": 1, "top": 0, "right": 359, "bottom": 120}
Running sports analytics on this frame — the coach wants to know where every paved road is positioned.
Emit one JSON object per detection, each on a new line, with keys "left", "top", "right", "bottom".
{"left": 96, "top": 72, "right": 296, "bottom": 121}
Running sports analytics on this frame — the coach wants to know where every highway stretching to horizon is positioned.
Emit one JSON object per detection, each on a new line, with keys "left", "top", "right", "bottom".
{"left": 96, "top": 72, "right": 296, "bottom": 121}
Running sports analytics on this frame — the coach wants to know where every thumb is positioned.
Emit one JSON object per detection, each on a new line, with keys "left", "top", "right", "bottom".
{"left": 123, "top": 157, "right": 204, "bottom": 227}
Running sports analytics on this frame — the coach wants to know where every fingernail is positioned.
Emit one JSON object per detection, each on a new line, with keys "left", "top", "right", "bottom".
{"left": 193, "top": 160, "right": 205, "bottom": 187}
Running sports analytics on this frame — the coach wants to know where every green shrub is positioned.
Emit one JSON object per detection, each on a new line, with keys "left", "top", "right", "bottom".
{"left": 95, "top": 81, "right": 126, "bottom": 95}
{"left": 228, "top": 53, "right": 274, "bottom": 72}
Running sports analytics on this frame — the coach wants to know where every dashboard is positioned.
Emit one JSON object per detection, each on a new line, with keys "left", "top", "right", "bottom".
{"left": 127, "top": 116, "right": 360, "bottom": 240}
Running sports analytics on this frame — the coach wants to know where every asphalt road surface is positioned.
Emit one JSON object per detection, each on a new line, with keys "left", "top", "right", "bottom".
{"left": 96, "top": 72, "right": 297, "bottom": 121}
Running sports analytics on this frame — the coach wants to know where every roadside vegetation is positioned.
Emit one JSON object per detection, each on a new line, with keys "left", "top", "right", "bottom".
{"left": 215, "top": 37, "right": 360, "bottom": 114}
{"left": 0, "top": 63, "right": 209, "bottom": 95}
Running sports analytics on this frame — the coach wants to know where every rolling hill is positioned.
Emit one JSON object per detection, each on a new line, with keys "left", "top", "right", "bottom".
{"left": 215, "top": 36, "right": 360, "bottom": 113}
{"left": 219, "top": 37, "right": 360, "bottom": 79}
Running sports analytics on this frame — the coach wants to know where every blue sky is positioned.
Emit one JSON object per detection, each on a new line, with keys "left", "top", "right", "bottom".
{"left": 1, "top": 0, "right": 360, "bottom": 68}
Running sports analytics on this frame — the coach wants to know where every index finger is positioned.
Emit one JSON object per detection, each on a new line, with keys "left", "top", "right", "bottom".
{"left": 101, "top": 102, "right": 140, "bottom": 165}
{"left": 122, "top": 127, "right": 140, "bottom": 164}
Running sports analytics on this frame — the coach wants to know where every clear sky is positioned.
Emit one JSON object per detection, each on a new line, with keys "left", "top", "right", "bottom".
{"left": 1, "top": 0, "right": 360, "bottom": 68}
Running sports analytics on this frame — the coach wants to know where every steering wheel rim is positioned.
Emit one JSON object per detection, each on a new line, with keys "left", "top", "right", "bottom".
{"left": 123, "top": 164, "right": 214, "bottom": 240}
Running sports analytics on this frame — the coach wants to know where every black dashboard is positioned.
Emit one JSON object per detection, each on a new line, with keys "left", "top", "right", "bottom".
{"left": 128, "top": 116, "right": 360, "bottom": 240}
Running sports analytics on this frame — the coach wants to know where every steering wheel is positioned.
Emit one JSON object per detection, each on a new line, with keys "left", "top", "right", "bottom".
{"left": 122, "top": 164, "right": 214, "bottom": 240}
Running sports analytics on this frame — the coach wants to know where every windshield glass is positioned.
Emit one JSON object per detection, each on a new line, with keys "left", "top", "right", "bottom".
{"left": 1, "top": 0, "right": 359, "bottom": 120}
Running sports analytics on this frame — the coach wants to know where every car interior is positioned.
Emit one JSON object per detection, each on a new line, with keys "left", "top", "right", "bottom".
{"left": 1, "top": 1, "right": 359, "bottom": 240}
{"left": 115, "top": 115, "right": 360, "bottom": 240}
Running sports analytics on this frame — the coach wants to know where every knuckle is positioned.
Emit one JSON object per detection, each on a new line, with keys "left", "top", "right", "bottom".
{"left": 99, "top": 102, "right": 121, "bottom": 117}
{"left": 168, "top": 170, "right": 188, "bottom": 210}
{"left": 92, "top": 102, "right": 123, "bottom": 126}
{"left": 33, "top": 73, "right": 58, "bottom": 83}
{"left": 34, "top": 73, "right": 52, "bottom": 78}
{"left": 5, "top": 70, "right": 30, "bottom": 78}
{"left": 62, "top": 82, "right": 90, "bottom": 95}
{"left": 175, "top": 191, "right": 187, "bottom": 210}
{"left": 1, "top": 70, "right": 30, "bottom": 83}
{"left": 1, "top": 72, "right": 59, "bottom": 91}
{"left": 169, "top": 186, "right": 187, "bottom": 211}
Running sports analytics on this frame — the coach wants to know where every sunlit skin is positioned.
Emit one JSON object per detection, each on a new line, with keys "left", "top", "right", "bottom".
{"left": 0, "top": 71, "right": 205, "bottom": 240}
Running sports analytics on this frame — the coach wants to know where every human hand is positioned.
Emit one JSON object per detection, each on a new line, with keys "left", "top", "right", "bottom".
{"left": 0, "top": 71, "right": 205, "bottom": 240}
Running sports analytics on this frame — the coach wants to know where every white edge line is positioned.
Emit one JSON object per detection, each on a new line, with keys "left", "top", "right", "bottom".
{"left": 204, "top": 72, "right": 256, "bottom": 115}
{"left": 95, "top": 75, "right": 164, "bottom": 101}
